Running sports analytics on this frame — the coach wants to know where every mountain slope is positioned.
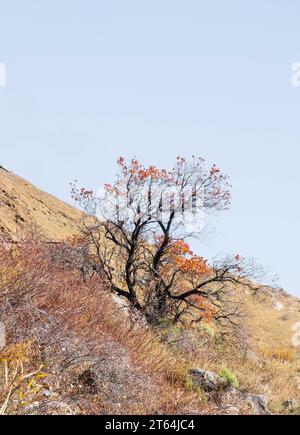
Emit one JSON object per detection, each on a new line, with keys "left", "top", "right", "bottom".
{"left": 0, "top": 166, "right": 82, "bottom": 240}
{"left": 1, "top": 166, "right": 300, "bottom": 414}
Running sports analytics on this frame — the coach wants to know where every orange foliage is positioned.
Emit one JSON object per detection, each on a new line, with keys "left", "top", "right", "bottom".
{"left": 117, "top": 156, "right": 172, "bottom": 182}
{"left": 168, "top": 240, "right": 209, "bottom": 276}
{"left": 175, "top": 256, "right": 209, "bottom": 275}
{"left": 190, "top": 295, "right": 218, "bottom": 323}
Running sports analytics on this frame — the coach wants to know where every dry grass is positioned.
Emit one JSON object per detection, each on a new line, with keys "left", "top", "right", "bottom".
{"left": 0, "top": 242, "right": 210, "bottom": 415}
{"left": 0, "top": 167, "right": 82, "bottom": 240}
{"left": 259, "top": 346, "right": 295, "bottom": 363}
{"left": 1, "top": 241, "right": 300, "bottom": 414}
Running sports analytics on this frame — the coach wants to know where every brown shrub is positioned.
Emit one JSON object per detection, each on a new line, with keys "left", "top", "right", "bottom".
{"left": 0, "top": 240, "right": 208, "bottom": 415}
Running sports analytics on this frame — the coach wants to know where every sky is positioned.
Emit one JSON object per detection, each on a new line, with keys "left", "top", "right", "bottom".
{"left": 0, "top": 0, "right": 300, "bottom": 295}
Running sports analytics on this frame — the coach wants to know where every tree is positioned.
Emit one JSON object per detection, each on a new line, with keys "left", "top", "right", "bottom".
{"left": 72, "top": 156, "right": 260, "bottom": 327}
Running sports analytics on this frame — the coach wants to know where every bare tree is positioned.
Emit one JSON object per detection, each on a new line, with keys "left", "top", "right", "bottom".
{"left": 72, "top": 156, "right": 260, "bottom": 326}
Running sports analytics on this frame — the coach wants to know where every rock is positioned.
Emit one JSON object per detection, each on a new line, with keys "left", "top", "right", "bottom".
{"left": 226, "top": 406, "right": 240, "bottom": 415}
{"left": 27, "top": 400, "right": 77, "bottom": 415}
{"left": 224, "top": 388, "right": 272, "bottom": 415}
{"left": 111, "top": 294, "right": 147, "bottom": 328}
{"left": 189, "top": 369, "right": 226, "bottom": 391}
{"left": 190, "top": 368, "right": 272, "bottom": 415}
{"left": 283, "top": 399, "right": 298, "bottom": 410}
{"left": 111, "top": 294, "right": 130, "bottom": 311}
{"left": 245, "top": 393, "right": 271, "bottom": 415}
{"left": 273, "top": 301, "right": 284, "bottom": 311}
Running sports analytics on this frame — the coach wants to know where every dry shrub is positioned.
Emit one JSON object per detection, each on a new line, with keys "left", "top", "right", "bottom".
{"left": 0, "top": 240, "right": 208, "bottom": 415}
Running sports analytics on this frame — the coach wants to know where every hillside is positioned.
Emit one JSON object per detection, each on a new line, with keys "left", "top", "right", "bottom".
{"left": 0, "top": 167, "right": 300, "bottom": 415}
{"left": 0, "top": 166, "right": 82, "bottom": 240}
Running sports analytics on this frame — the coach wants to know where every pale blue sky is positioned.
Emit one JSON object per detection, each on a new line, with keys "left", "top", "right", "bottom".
{"left": 0, "top": 1, "right": 300, "bottom": 294}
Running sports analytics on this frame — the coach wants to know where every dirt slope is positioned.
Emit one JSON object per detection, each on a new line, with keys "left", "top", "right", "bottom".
{"left": 0, "top": 166, "right": 82, "bottom": 240}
